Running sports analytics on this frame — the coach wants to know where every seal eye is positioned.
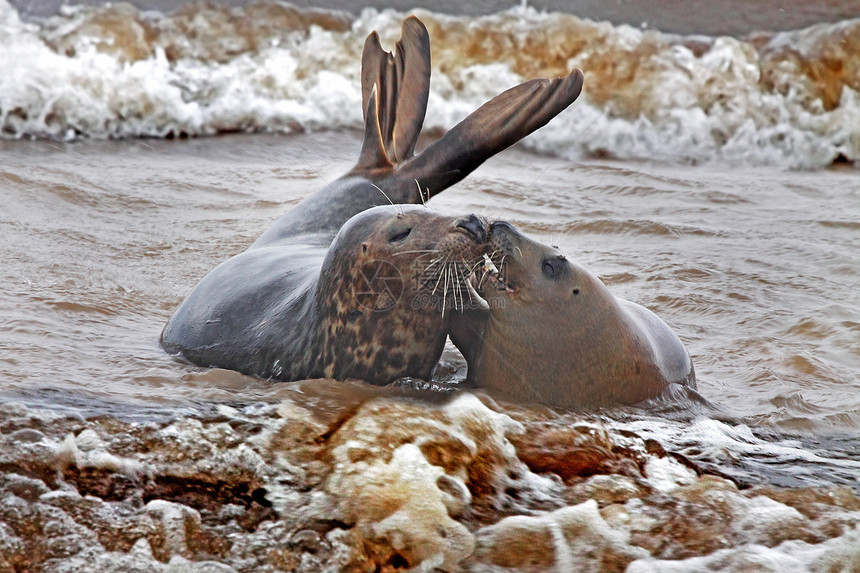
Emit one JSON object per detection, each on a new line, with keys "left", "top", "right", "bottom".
{"left": 389, "top": 228, "right": 412, "bottom": 243}
{"left": 542, "top": 255, "right": 567, "bottom": 279}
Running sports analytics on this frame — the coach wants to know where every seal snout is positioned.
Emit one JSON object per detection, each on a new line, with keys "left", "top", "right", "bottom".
{"left": 489, "top": 220, "right": 517, "bottom": 234}
{"left": 487, "top": 219, "right": 520, "bottom": 256}
{"left": 455, "top": 214, "right": 488, "bottom": 243}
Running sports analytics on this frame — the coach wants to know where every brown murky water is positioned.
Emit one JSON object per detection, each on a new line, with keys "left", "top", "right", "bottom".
{"left": 2, "top": 133, "right": 858, "bottom": 432}
{"left": 2, "top": 133, "right": 860, "bottom": 571}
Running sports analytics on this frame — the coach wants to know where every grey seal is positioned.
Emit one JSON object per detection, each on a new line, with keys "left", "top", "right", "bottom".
{"left": 160, "top": 17, "right": 584, "bottom": 384}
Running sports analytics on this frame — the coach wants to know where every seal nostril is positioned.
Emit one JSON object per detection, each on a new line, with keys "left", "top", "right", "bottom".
{"left": 489, "top": 220, "right": 516, "bottom": 234}
{"left": 456, "top": 214, "right": 487, "bottom": 242}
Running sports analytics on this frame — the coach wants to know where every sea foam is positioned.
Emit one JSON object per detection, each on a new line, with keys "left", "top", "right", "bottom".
{"left": 1, "top": 1, "right": 858, "bottom": 168}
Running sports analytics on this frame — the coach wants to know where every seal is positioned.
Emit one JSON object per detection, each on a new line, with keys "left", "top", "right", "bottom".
{"left": 160, "top": 17, "right": 584, "bottom": 384}
{"left": 449, "top": 221, "right": 696, "bottom": 407}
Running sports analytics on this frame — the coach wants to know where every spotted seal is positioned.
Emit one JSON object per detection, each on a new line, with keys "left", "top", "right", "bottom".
{"left": 450, "top": 221, "right": 696, "bottom": 407}
{"left": 160, "top": 17, "right": 584, "bottom": 384}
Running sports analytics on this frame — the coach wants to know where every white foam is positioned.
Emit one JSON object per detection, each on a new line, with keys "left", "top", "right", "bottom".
{"left": 614, "top": 416, "right": 860, "bottom": 477}
{"left": 55, "top": 430, "right": 152, "bottom": 478}
{"left": 327, "top": 441, "right": 475, "bottom": 569}
{"left": 1, "top": 2, "right": 857, "bottom": 168}
{"left": 644, "top": 456, "right": 698, "bottom": 492}
{"left": 473, "top": 499, "right": 649, "bottom": 570}
{"left": 626, "top": 526, "right": 860, "bottom": 572}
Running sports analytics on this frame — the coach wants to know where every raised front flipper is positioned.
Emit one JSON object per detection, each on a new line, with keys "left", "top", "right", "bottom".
{"left": 400, "top": 68, "right": 584, "bottom": 196}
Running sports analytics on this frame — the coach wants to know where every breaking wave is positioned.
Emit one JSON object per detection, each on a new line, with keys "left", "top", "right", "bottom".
{"left": 1, "top": 0, "right": 858, "bottom": 168}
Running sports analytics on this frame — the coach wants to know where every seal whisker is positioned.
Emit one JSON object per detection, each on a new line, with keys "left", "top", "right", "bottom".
{"left": 463, "top": 263, "right": 481, "bottom": 290}
{"left": 448, "top": 263, "right": 457, "bottom": 312}
{"left": 393, "top": 249, "right": 442, "bottom": 257}
{"left": 394, "top": 249, "right": 441, "bottom": 254}
{"left": 431, "top": 253, "right": 451, "bottom": 296}
{"left": 459, "top": 260, "right": 473, "bottom": 309}
{"left": 463, "top": 260, "right": 490, "bottom": 309}
{"left": 479, "top": 260, "right": 494, "bottom": 287}
{"left": 466, "top": 258, "right": 484, "bottom": 274}
{"left": 441, "top": 264, "right": 449, "bottom": 315}
{"left": 423, "top": 255, "right": 446, "bottom": 278}
{"left": 487, "top": 195, "right": 528, "bottom": 223}
{"left": 456, "top": 265, "right": 466, "bottom": 310}
{"left": 370, "top": 183, "right": 402, "bottom": 215}
{"left": 452, "top": 264, "right": 461, "bottom": 311}
{"left": 463, "top": 268, "right": 474, "bottom": 305}
{"left": 493, "top": 253, "right": 510, "bottom": 287}
{"left": 424, "top": 254, "right": 445, "bottom": 264}
{"left": 445, "top": 265, "right": 452, "bottom": 312}
{"left": 451, "top": 263, "right": 461, "bottom": 311}
{"left": 414, "top": 179, "right": 428, "bottom": 208}
{"left": 464, "top": 257, "right": 481, "bottom": 273}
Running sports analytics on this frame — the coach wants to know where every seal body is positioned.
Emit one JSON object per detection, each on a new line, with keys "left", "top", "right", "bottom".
{"left": 161, "top": 17, "right": 584, "bottom": 384}
{"left": 162, "top": 205, "right": 489, "bottom": 382}
{"left": 450, "top": 222, "right": 695, "bottom": 407}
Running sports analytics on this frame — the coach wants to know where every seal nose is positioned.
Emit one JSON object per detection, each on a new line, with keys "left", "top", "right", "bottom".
{"left": 489, "top": 220, "right": 518, "bottom": 238}
{"left": 489, "top": 220, "right": 516, "bottom": 232}
{"left": 455, "top": 214, "right": 487, "bottom": 242}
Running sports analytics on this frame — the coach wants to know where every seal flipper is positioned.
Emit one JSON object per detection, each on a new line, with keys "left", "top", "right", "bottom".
{"left": 356, "top": 16, "right": 431, "bottom": 170}
{"left": 357, "top": 86, "right": 391, "bottom": 171}
{"left": 401, "top": 68, "right": 584, "bottom": 195}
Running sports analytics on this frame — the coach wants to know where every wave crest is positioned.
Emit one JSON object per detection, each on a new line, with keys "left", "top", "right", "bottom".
{"left": 1, "top": 1, "right": 858, "bottom": 168}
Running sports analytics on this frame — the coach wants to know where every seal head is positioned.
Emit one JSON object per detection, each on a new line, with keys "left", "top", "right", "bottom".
{"left": 314, "top": 205, "right": 491, "bottom": 382}
{"left": 450, "top": 221, "right": 695, "bottom": 407}
{"left": 161, "top": 205, "right": 490, "bottom": 384}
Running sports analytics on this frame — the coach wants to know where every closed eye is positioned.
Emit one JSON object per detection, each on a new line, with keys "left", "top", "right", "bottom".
{"left": 541, "top": 256, "right": 566, "bottom": 278}
{"left": 389, "top": 228, "right": 412, "bottom": 243}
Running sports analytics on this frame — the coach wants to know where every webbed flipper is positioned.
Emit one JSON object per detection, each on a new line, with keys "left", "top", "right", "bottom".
{"left": 402, "top": 68, "right": 584, "bottom": 195}
{"left": 356, "top": 16, "right": 431, "bottom": 171}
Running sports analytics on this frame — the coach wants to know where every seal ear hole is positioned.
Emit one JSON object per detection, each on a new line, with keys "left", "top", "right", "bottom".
{"left": 573, "top": 288, "right": 580, "bottom": 295}
{"left": 362, "top": 243, "right": 368, "bottom": 253}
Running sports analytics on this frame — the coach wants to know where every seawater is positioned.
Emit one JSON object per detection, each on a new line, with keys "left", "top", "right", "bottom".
{"left": 1, "top": 1, "right": 859, "bottom": 571}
